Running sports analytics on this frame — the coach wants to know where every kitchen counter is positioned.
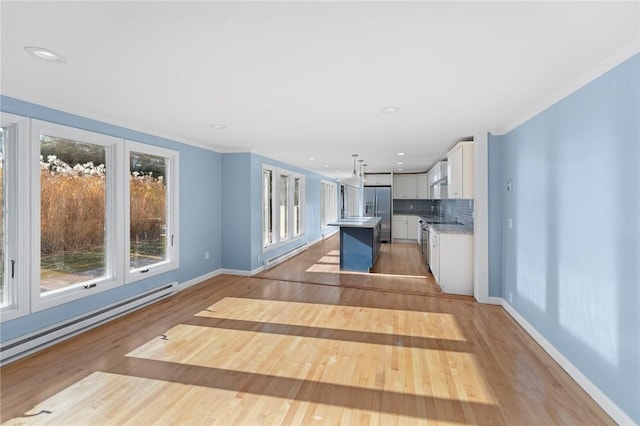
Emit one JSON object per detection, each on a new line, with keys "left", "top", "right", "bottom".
{"left": 328, "top": 216, "right": 382, "bottom": 228}
{"left": 328, "top": 217, "right": 382, "bottom": 272}
{"left": 428, "top": 223, "right": 474, "bottom": 235}
{"left": 419, "top": 215, "right": 459, "bottom": 224}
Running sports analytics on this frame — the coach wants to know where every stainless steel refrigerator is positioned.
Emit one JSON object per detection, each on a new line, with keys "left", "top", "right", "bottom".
{"left": 364, "top": 186, "right": 392, "bottom": 243}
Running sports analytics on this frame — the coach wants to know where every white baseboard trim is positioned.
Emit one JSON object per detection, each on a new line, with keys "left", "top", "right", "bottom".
{"left": 486, "top": 296, "right": 503, "bottom": 305}
{"left": 219, "top": 266, "right": 264, "bottom": 277}
{"left": 319, "top": 229, "right": 338, "bottom": 241}
{"left": 177, "top": 269, "right": 225, "bottom": 292}
{"left": 499, "top": 299, "right": 635, "bottom": 426}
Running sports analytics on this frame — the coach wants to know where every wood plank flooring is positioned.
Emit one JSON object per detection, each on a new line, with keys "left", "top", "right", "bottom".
{"left": 0, "top": 239, "right": 614, "bottom": 425}
{"left": 258, "top": 236, "right": 449, "bottom": 297}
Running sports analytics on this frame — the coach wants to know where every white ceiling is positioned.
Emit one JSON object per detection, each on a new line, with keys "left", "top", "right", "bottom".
{"left": 2, "top": 1, "right": 638, "bottom": 178}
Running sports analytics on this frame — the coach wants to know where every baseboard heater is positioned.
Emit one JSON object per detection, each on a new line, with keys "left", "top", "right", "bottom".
{"left": 264, "top": 242, "right": 309, "bottom": 270}
{"left": 0, "top": 282, "right": 178, "bottom": 366}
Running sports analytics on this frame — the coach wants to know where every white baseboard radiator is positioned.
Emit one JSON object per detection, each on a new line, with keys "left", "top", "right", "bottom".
{"left": 264, "top": 242, "right": 309, "bottom": 270}
{"left": 0, "top": 282, "right": 178, "bottom": 366}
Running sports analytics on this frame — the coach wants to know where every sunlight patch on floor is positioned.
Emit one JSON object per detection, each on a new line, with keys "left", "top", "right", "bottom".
{"left": 193, "top": 297, "right": 468, "bottom": 340}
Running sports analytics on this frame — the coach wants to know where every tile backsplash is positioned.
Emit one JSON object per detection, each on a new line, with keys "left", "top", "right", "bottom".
{"left": 393, "top": 199, "right": 474, "bottom": 225}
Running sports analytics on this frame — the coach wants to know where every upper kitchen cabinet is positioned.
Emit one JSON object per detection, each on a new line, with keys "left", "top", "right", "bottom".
{"left": 416, "top": 173, "right": 429, "bottom": 199}
{"left": 365, "top": 173, "right": 392, "bottom": 186}
{"left": 393, "top": 174, "right": 418, "bottom": 199}
{"left": 447, "top": 141, "right": 474, "bottom": 199}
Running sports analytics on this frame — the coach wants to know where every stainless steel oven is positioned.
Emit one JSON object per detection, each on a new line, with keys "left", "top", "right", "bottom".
{"left": 421, "top": 223, "right": 430, "bottom": 270}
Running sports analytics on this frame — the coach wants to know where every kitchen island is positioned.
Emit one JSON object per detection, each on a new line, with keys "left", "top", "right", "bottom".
{"left": 327, "top": 217, "right": 382, "bottom": 272}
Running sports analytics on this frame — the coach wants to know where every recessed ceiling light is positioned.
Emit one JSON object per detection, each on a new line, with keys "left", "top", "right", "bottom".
{"left": 397, "top": 168, "right": 403, "bottom": 171}
{"left": 210, "top": 123, "right": 226, "bottom": 130}
{"left": 397, "top": 162, "right": 404, "bottom": 165}
{"left": 381, "top": 106, "right": 399, "bottom": 114}
{"left": 308, "top": 157, "right": 315, "bottom": 160}
{"left": 24, "top": 46, "right": 66, "bottom": 64}
{"left": 324, "top": 164, "right": 331, "bottom": 168}
{"left": 397, "top": 152, "right": 405, "bottom": 156}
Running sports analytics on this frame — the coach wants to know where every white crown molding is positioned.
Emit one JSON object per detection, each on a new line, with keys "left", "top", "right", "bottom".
{"left": 497, "top": 37, "right": 640, "bottom": 135}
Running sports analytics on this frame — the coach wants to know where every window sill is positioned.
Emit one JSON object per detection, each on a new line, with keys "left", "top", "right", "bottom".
{"left": 126, "top": 260, "right": 179, "bottom": 284}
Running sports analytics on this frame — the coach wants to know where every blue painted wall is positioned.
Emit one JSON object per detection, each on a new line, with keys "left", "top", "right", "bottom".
{"left": 487, "top": 133, "right": 503, "bottom": 298}
{"left": 493, "top": 54, "right": 639, "bottom": 422}
{"left": 221, "top": 153, "right": 253, "bottom": 270}
{"left": 0, "top": 96, "right": 223, "bottom": 342}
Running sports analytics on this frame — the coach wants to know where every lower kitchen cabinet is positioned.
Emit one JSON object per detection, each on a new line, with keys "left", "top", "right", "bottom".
{"left": 429, "top": 228, "right": 473, "bottom": 295}
{"left": 393, "top": 215, "right": 420, "bottom": 242}
{"left": 407, "top": 215, "right": 420, "bottom": 241}
{"left": 392, "top": 215, "right": 408, "bottom": 239}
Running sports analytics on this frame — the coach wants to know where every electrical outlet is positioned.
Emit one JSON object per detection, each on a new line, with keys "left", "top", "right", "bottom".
{"left": 508, "top": 218, "right": 513, "bottom": 228}
{"left": 508, "top": 292, "right": 513, "bottom": 303}
{"left": 205, "top": 251, "right": 209, "bottom": 260}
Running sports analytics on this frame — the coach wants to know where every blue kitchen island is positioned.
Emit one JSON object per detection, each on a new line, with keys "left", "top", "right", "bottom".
{"left": 328, "top": 217, "right": 382, "bottom": 272}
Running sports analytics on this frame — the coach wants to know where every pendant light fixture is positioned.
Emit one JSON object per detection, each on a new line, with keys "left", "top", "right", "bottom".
{"left": 352, "top": 154, "right": 358, "bottom": 177}
{"left": 358, "top": 159, "right": 364, "bottom": 177}
{"left": 362, "top": 163, "right": 367, "bottom": 182}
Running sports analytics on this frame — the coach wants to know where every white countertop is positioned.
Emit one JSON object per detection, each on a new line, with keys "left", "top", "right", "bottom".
{"left": 428, "top": 223, "right": 474, "bottom": 235}
{"left": 328, "top": 216, "right": 382, "bottom": 228}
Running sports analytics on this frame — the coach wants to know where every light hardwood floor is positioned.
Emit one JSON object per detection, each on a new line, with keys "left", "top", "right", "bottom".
{"left": 0, "top": 239, "right": 614, "bottom": 425}
{"left": 258, "top": 236, "right": 451, "bottom": 297}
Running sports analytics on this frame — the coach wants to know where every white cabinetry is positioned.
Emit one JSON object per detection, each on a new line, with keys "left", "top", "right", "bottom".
{"left": 366, "top": 174, "right": 392, "bottom": 186}
{"left": 430, "top": 231, "right": 440, "bottom": 282}
{"left": 417, "top": 173, "right": 429, "bottom": 199}
{"left": 392, "top": 215, "right": 420, "bottom": 242}
{"left": 429, "top": 227, "right": 473, "bottom": 295}
{"left": 393, "top": 174, "right": 418, "bottom": 199}
{"left": 447, "top": 141, "right": 474, "bottom": 199}
{"left": 392, "top": 215, "right": 408, "bottom": 239}
{"left": 407, "top": 215, "right": 420, "bottom": 241}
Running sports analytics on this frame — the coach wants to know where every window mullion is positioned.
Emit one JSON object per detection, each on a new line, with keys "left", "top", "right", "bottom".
{"left": 288, "top": 175, "right": 294, "bottom": 238}
{"left": 273, "top": 171, "right": 280, "bottom": 244}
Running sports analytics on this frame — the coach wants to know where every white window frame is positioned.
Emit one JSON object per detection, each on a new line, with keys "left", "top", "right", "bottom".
{"left": 292, "top": 175, "right": 304, "bottom": 238}
{"left": 320, "top": 180, "right": 338, "bottom": 228}
{"left": 30, "top": 120, "right": 124, "bottom": 311}
{"left": 345, "top": 185, "right": 359, "bottom": 218}
{"left": 262, "top": 164, "right": 304, "bottom": 251}
{"left": 0, "top": 117, "right": 181, "bottom": 317}
{"left": 125, "top": 140, "right": 179, "bottom": 283}
{"left": 0, "top": 113, "right": 30, "bottom": 321}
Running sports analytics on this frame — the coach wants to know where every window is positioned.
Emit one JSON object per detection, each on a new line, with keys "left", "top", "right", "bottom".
{"left": 279, "top": 174, "right": 290, "bottom": 241}
{"left": 345, "top": 185, "right": 359, "bottom": 217}
{"left": 32, "top": 120, "right": 123, "bottom": 310}
{"left": 1, "top": 127, "right": 6, "bottom": 306}
{"left": 293, "top": 177, "right": 302, "bottom": 236}
{"left": 125, "top": 141, "right": 179, "bottom": 281}
{"left": 0, "top": 118, "right": 180, "bottom": 318}
{"left": 262, "top": 165, "right": 304, "bottom": 249}
{"left": 321, "top": 180, "right": 337, "bottom": 227}
{"left": 263, "top": 169, "right": 274, "bottom": 246}
{"left": 0, "top": 113, "right": 28, "bottom": 321}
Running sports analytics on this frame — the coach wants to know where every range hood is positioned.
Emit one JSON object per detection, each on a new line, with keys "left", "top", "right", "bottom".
{"left": 431, "top": 160, "right": 448, "bottom": 186}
